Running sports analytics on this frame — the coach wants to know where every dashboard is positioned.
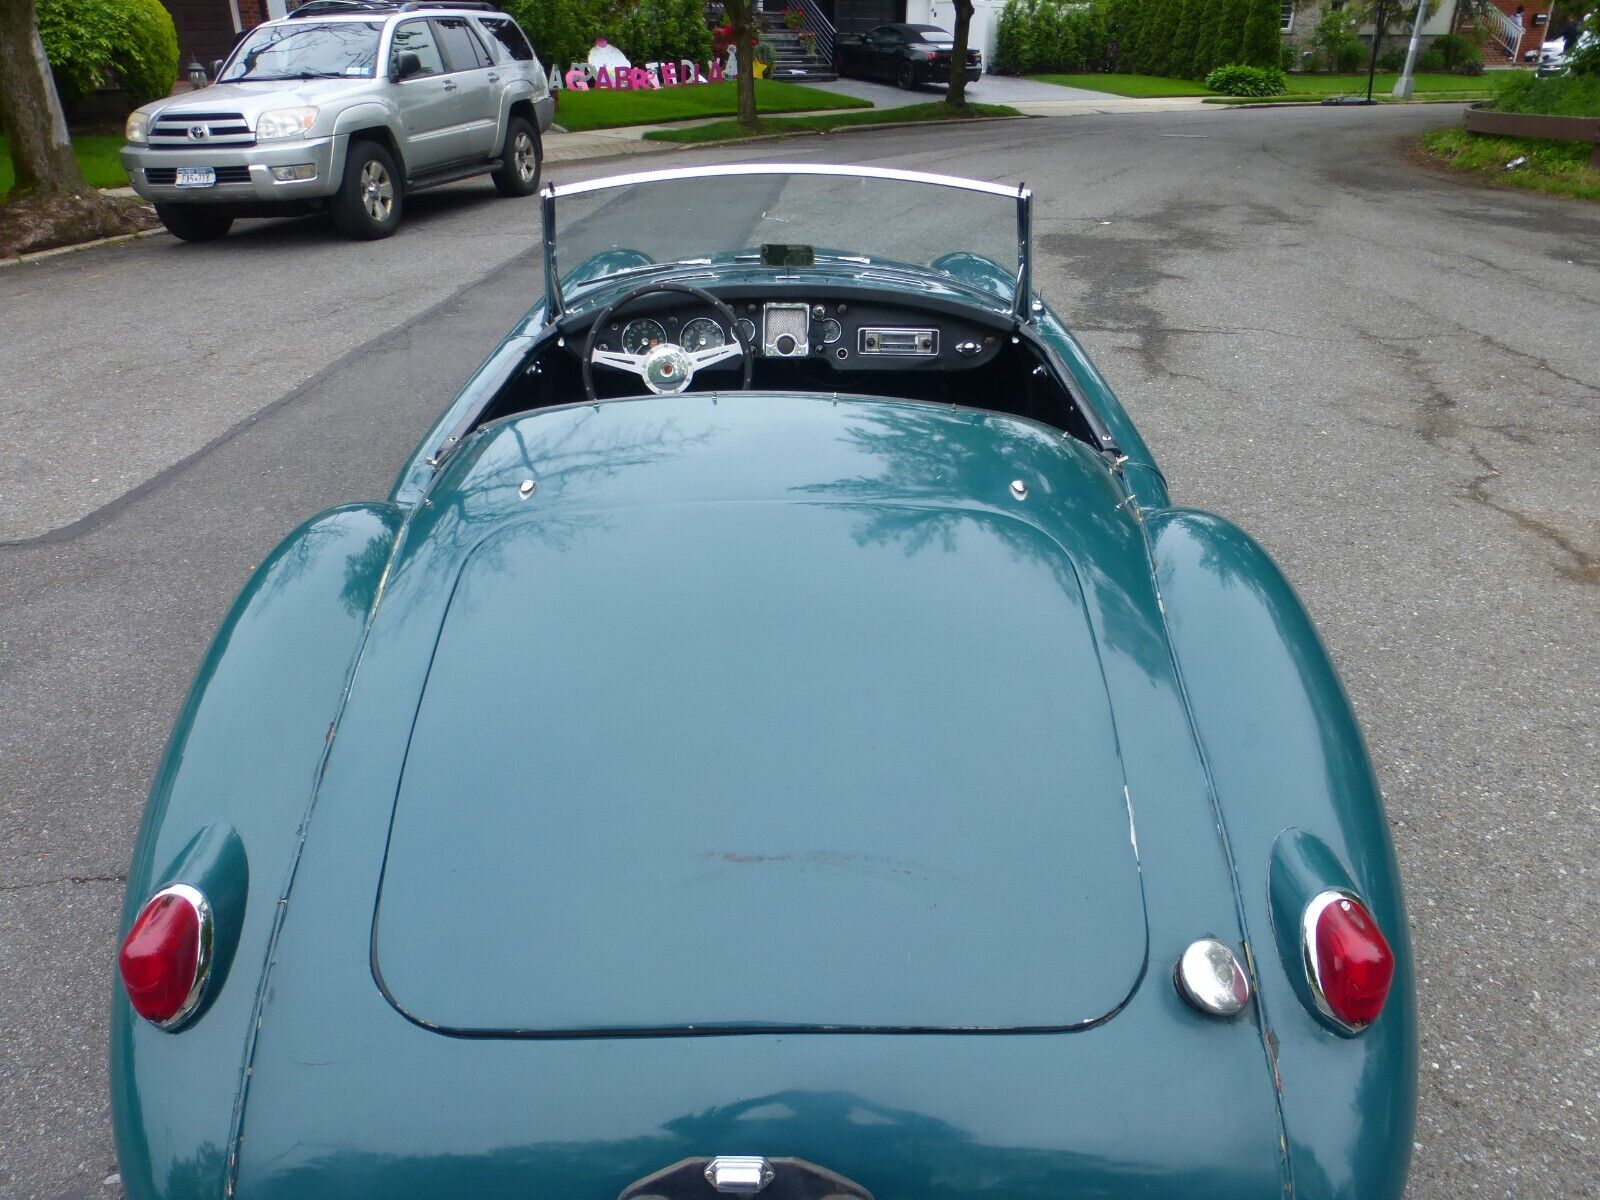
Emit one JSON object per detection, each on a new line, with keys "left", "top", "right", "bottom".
{"left": 590, "top": 298, "right": 1008, "bottom": 373}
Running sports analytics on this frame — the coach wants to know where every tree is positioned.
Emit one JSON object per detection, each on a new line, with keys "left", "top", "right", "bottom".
{"left": 1191, "top": 0, "right": 1228, "bottom": 75}
{"left": 1238, "top": 0, "right": 1280, "bottom": 66}
{"left": 0, "top": 0, "right": 85, "bottom": 197}
{"left": 720, "top": 0, "right": 759, "bottom": 131}
{"left": 1169, "top": 0, "right": 1205, "bottom": 77}
{"left": 947, "top": 0, "right": 976, "bottom": 107}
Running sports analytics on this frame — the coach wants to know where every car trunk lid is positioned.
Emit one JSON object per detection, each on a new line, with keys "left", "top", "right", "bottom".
{"left": 373, "top": 498, "right": 1146, "bottom": 1035}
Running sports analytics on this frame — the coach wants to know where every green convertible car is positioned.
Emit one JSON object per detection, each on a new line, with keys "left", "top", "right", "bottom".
{"left": 113, "top": 164, "right": 1416, "bottom": 1200}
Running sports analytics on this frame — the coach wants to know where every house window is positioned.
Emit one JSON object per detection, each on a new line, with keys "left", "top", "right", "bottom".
{"left": 1281, "top": 0, "right": 1294, "bottom": 30}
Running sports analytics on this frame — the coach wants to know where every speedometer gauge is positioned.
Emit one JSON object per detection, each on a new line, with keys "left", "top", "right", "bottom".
{"left": 680, "top": 318, "right": 725, "bottom": 353}
{"left": 621, "top": 319, "right": 666, "bottom": 355}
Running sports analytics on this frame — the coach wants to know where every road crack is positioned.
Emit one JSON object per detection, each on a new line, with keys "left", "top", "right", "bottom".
{"left": 1463, "top": 446, "right": 1600, "bottom": 587}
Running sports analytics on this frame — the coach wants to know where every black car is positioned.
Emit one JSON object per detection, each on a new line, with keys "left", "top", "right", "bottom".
{"left": 835, "top": 23, "right": 982, "bottom": 89}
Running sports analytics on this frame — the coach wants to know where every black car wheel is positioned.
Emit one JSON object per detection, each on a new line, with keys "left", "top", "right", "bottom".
{"left": 331, "top": 139, "right": 402, "bottom": 240}
{"left": 491, "top": 117, "right": 542, "bottom": 198}
{"left": 153, "top": 204, "right": 233, "bottom": 243}
{"left": 896, "top": 60, "right": 917, "bottom": 89}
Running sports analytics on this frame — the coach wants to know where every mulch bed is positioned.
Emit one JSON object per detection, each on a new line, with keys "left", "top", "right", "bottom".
{"left": 0, "top": 190, "right": 157, "bottom": 258}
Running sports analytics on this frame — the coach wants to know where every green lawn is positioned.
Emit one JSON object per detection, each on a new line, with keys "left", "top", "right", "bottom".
{"left": 1, "top": 134, "right": 127, "bottom": 196}
{"left": 643, "top": 101, "right": 1019, "bottom": 144}
{"left": 1420, "top": 127, "right": 1600, "bottom": 202}
{"left": 1030, "top": 71, "right": 1493, "bottom": 101}
{"left": 555, "top": 80, "right": 869, "bottom": 132}
{"left": 1283, "top": 72, "right": 1495, "bottom": 98}
{"left": 1030, "top": 73, "right": 1212, "bottom": 97}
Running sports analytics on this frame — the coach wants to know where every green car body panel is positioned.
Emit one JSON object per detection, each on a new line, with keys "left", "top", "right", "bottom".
{"left": 113, "top": 273, "right": 1413, "bottom": 1199}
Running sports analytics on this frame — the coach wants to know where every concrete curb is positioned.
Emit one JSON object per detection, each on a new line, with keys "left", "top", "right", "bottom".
{"left": 0, "top": 225, "right": 166, "bottom": 269}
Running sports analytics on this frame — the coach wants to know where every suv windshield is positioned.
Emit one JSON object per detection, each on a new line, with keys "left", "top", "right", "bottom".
{"left": 220, "top": 21, "right": 383, "bottom": 82}
{"left": 546, "top": 165, "right": 1029, "bottom": 312}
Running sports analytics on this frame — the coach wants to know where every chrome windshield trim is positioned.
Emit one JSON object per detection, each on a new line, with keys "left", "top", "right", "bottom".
{"left": 540, "top": 165, "right": 1033, "bottom": 320}
{"left": 547, "top": 161, "right": 1028, "bottom": 199}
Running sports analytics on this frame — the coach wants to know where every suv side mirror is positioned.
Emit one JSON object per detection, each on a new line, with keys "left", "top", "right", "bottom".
{"left": 393, "top": 50, "right": 423, "bottom": 80}
{"left": 209, "top": 59, "right": 224, "bottom": 79}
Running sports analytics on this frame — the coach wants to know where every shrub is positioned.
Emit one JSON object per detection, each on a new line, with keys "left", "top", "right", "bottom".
{"left": 1494, "top": 71, "right": 1600, "bottom": 115}
{"left": 1205, "top": 62, "right": 1287, "bottom": 93}
{"left": 1280, "top": 41, "right": 1300, "bottom": 71}
{"left": 612, "top": 0, "right": 713, "bottom": 66}
{"left": 1212, "top": 62, "right": 1286, "bottom": 93}
{"left": 501, "top": 0, "right": 613, "bottom": 70}
{"left": 1430, "top": 31, "right": 1468, "bottom": 67}
{"left": 1313, "top": 6, "right": 1363, "bottom": 71}
{"left": 1417, "top": 46, "right": 1445, "bottom": 71}
{"left": 37, "top": 0, "right": 178, "bottom": 108}
{"left": 1454, "top": 48, "right": 1484, "bottom": 74}
{"left": 1377, "top": 44, "right": 1407, "bottom": 71}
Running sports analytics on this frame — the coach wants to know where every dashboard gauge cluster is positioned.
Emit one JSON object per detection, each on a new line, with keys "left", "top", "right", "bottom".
{"left": 599, "top": 299, "right": 1001, "bottom": 374}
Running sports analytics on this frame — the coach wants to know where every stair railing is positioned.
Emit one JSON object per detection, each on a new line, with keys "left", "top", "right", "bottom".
{"left": 794, "top": 0, "right": 836, "bottom": 66}
{"left": 1482, "top": 5, "right": 1523, "bottom": 59}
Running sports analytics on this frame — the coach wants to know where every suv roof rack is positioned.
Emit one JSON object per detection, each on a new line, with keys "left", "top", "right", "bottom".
{"left": 288, "top": 1, "right": 394, "bottom": 15}
{"left": 288, "top": 0, "right": 498, "bottom": 15}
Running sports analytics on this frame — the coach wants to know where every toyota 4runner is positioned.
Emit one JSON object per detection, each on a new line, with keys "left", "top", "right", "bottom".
{"left": 120, "top": 0, "right": 554, "bottom": 242}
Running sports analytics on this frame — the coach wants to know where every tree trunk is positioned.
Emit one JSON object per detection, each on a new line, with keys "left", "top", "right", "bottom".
{"left": 0, "top": 0, "right": 88, "bottom": 197}
{"left": 946, "top": 0, "right": 975, "bottom": 109}
{"left": 726, "top": 0, "right": 760, "bottom": 133}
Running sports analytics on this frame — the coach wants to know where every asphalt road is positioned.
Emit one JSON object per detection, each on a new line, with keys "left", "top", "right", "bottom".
{"left": 2, "top": 105, "right": 1597, "bottom": 1200}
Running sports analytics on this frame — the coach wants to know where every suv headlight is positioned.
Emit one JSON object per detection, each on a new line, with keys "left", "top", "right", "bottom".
{"left": 256, "top": 106, "right": 318, "bottom": 141}
{"left": 125, "top": 111, "right": 150, "bottom": 144}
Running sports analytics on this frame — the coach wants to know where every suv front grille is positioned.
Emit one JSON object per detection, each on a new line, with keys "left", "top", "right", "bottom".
{"left": 145, "top": 165, "right": 253, "bottom": 185}
{"left": 149, "top": 111, "right": 255, "bottom": 149}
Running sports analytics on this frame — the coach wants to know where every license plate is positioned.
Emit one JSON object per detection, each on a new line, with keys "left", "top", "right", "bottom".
{"left": 175, "top": 167, "right": 216, "bottom": 188}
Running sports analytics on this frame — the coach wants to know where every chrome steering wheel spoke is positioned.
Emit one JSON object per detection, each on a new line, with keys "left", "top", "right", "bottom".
{"left": 686, "top": 341, "right": 746, "bottom": 371}
{"left": 591, "top": 348, "right": 650, "bottom": 379}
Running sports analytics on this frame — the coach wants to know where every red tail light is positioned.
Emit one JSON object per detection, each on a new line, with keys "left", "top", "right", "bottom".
{"left": 1303, "top": 890, "right": 1394, "bottom": 1031}
{"left": 119, "top": 884, "right": 211, "bottom": 1029}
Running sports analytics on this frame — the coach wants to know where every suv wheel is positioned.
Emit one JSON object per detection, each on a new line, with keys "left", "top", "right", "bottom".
{"left": 332, "top": 139, "right": 402, "bottom": 240}
{"left": 154, "top": 204, "right": 234, "bottom": 242}
{"left": 491, "top": 117, "right": 541, "bottom": 198}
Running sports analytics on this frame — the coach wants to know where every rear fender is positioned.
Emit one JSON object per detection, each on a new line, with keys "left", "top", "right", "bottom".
{"left": 1147, "top": 509, "right": 1417, "bottom": 1200}
{"left": 111, "top": 503, "right": 403, "bottom": 1200}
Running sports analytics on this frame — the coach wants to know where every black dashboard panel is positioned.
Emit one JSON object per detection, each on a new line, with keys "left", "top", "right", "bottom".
{"left": 589, "top": 297, "right": 1008, "bottom": 374}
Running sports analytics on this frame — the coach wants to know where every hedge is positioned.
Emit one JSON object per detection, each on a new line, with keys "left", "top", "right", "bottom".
{"left": 996, "top": 0, "right": 1278, "bottom": 78}
{"left": 36, "top": 0, "right": 179, "bottom": 108}
{"left": 500, "top": 0, "right": 711, "bottom": 73}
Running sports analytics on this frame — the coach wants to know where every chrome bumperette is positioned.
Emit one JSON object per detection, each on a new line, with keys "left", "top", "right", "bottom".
{"left": 704, "top": 1157, "right": 775, "bottom": 1195}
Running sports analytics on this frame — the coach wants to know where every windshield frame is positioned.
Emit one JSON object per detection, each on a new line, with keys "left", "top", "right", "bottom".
{"left": 540, "top": 164, "right": 1033, "bottom": 323}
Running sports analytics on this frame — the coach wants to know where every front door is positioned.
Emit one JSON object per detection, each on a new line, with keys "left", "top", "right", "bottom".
{"left": 389, "top": 19, "right": 457, "bottom": 171}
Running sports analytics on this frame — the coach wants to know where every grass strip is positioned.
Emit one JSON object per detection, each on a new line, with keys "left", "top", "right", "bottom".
{"left": 554, "top": 80, "right": 869, "bottom": 132}
{"left": 1, "top": 134, "right": 128, "bottom": 197}
{"left": 644, "top": 101, "right": 1020, "bottom": 143}
{"left": 1418, "top": 127, "right": 1600, "bottom": 202}
{"left": 1029, "top": 73, "right": 1211, "bottom": 97}
{"left": 1027, "top": 71, "right": 1492, "bottom": 101}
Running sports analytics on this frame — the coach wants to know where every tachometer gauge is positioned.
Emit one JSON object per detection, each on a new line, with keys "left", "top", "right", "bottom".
{"left": 735, "top": 318, "right": 758, "bottom": 346}
{"left": 819, "top": 318, "right": 843, "bottom": 344}
{"left": 621, "top": 318, "right": 666, "bottom": 355}
{"left": 680, "top": 318, "right": 725, "bottom": 353}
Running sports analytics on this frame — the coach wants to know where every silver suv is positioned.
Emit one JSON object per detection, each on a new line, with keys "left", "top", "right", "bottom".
{"left": 120, "top": 0, "right": 554, "bottom": 241}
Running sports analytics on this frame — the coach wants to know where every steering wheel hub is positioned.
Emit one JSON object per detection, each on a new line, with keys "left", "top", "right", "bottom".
{"left": 643, "top": 343, "right": 695, "bottom": 394}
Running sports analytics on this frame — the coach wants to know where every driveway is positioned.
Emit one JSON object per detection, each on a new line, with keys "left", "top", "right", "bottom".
{"left": 2, "top": 104, "right": 1597, "bottom": 1200}
{"left": 809, "top": 72, "right": 1115, "bottom": 107}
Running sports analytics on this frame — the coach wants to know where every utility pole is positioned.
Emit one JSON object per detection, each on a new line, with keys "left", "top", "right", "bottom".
{"left": 1392, "top": 0, "right": 1426, "bottom": 98}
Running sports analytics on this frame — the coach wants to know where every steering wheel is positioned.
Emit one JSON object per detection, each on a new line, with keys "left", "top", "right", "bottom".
{"left": 581, "top": 281, "right": 754, "bottom": 402}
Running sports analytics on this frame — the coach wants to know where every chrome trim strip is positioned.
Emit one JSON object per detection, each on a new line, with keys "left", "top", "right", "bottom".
{"left": 548, "top": 162, "right": 1027, "bottom": 199}
{"left": 1301, "top": 886, "right": 1367, "bottom": 1034}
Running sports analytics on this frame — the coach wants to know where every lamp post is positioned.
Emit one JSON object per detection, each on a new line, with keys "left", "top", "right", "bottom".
{"left": 1392, "top": 0, "right": 1426, "bottom": 98}
{"left": 1364, "top": 0, "right": 1388, "bottom": 102}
